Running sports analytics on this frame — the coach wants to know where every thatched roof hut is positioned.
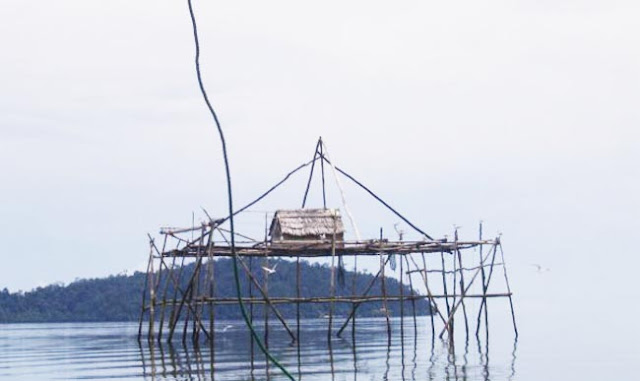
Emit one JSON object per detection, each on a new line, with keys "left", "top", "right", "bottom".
{"left": 269, "top": 208, "right": 345, "bottom": 242}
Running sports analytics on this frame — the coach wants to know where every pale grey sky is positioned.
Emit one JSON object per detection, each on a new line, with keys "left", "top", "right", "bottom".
{"left": 1, "top": 2, "right": 639, "bottom": 351}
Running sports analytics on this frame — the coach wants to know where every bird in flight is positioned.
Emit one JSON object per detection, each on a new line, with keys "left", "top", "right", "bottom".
{"left": 262, "top": 263, "right": 278, "bottom": 274}
{"left": 531, "top": 264, "right": 550, "bottom": 273}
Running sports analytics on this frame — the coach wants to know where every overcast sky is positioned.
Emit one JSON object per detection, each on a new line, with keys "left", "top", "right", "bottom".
{"left": 1, "top": 1, "right": 639, "bottom": 351}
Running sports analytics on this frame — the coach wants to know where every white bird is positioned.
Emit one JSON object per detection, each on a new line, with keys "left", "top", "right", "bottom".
{"left": 221, "top": 325, "right": 233, "bottom": 332}
{"left": 262, "top": 263, "right": 278, "bottom": 274}
{"left": 393, "top": 223, "right": 404, "bottom": 241}
{"left": 531, "top": 264, "right": 550, "bottom": 273}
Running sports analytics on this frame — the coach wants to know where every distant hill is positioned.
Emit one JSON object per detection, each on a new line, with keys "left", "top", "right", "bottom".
{"left": 0, "top": 258, "right": 430, "bottom": 323}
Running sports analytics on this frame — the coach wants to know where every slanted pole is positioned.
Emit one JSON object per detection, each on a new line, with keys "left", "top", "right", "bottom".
{"left": 439, "top": 243, "right": 497, "bottom": 338}
{"left": 454, "top": 229, "right": 470, "bottom": 339}
{"left": 336, "top": 254, "right": 392, "bottom": 337}
{"left": 498, "top": 241, "right": 518, "bottom": 338}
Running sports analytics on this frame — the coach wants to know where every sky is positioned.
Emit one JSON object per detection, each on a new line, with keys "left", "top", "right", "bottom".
{"left": 1, "top": 1, "right": 640, "bottom": 353}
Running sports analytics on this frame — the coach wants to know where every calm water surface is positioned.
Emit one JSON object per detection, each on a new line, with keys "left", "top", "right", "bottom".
{"left": 0, "top": 316, "right": 632, "bottom": 380}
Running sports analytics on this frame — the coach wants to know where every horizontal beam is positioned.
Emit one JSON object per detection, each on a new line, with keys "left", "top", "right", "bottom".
{"left": 144, "top": 293, "right": 512, "bottom": 308}
{"left": 162, "top": 239, "right": 497, "bottom": 258}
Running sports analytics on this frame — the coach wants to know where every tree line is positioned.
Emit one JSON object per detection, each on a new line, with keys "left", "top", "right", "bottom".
{"left": 0, "top": 257, "right": 430, "bottom": 323}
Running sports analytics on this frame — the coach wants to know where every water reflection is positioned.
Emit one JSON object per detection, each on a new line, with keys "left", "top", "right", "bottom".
{"left": 0, "top": 319, "right": 516, "bottom": 381}
{"left": 138, "top": 318, "right": 517, "bottom": 381}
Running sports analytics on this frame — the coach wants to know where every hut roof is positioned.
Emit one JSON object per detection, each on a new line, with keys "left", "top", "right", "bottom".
{"left": 270, "top": 209, "right": 345, "bottom": 238}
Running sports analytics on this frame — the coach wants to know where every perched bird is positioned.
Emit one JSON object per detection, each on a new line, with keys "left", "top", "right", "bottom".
{"left": 393, "top": 223, "right": 404, "bottom": 241}
{"left": 262, "top": 263, "right": 278, "bottom": 275}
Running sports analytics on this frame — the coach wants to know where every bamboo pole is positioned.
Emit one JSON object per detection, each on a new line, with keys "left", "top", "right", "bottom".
{"left": 351, "top": 254, "right": 358, "bottom": 344}
{"left": 440, "top": 250, "right": 451, "bottom": 321}
{"left": 234, "top": 253, "right": 298, "bottom": 342}
{"left": 148, "top": 240, "right": 156, "bottom": 342}
{"left": 420, "top": 253, "right": 435, "bottom": 337}
{"left": 399, "top": 250, "right": 405, "bottom": 340}
{"left": 498, "top": 241, "right": 518, "bottom": 337}
{"left": 328, "top": 213, "right": 337, "bottom": 341}
{"left": 248, "top": 254, "right": 255, "bottom": 374}
{"left": 138, "top": 241, "right": 154, "bottom": 341}
{"left": 475, "top": 222, "right": 488, "bottom": 338}
{"left": 336, "top": 254, "right": 392, "bottom": 337}
{"left": 477, "top": 240, "right": 499, "bottom": 338}
{"left": 455, "top": 229, "right": 470, "bottom": 339}
{"left": 404, "top": 255, "right": 418, "bottom": 334}
{"left": 206, "top": 228, "right": 215, "bottom": 375}
{"left": 157, "top": 238, "right": 174, "bottom": 343}
{"left": 380, "top": 228, "right": 391, "bottom": 343}
{"left": 439, "top": 243, "right": 497, "bottom": 338}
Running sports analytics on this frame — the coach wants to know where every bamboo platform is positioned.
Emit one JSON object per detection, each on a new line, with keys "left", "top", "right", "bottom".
{"left": 138, "top": 138, "right": 518, "bottom": 350}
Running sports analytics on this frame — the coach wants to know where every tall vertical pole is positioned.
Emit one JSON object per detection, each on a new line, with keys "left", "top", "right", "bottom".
{"left": 399, "top": 251, "right": 405, "bottom": 340}
{"left": 138, "top": 240, "right": 154, "bottom": 341}
{"left": 148, "top": 240, "right": 156, "bottom": 342}
{"left": 455, "top": 228, "right": 470, "bottom": 339}
{"left": 476, "top": 222, "right": 489, "bottom": 338}
{"left": 380, "top": 228, "right": 391, "bottom": 343}
{"left": 421, "top": 253, "right": 435, "bottom": 338}
{"left": 440, "top": 250, "right": 452, "bottom": 339}
{"left": 157, "top": 236, "right": 173, "bottom": 343}
{"left": 328, "top": 212, "right": 337, "bottom": 341}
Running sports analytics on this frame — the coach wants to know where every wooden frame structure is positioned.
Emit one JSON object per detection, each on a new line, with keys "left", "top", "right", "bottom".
{"left": 138, "top": 138, "right": 517, "bottom": 348}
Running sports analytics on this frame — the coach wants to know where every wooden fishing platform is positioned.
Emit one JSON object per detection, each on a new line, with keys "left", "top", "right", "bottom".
{"left": 138, "top": 138, "right": 517, "bottom": 347}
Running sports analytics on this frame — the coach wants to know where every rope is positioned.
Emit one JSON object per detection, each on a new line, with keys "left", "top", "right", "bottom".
{"left": 186, "top": 1, "right": 294, "bottom": 379}
{"left": 320, "top": 141, "right": 362, "bottom": 241}
{"left": 323, "top": 157, "right": 434, "bottom": 240}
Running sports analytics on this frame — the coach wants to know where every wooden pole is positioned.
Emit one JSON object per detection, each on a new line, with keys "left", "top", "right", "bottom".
{"left": 399, "top": 250, "right": 405, "bottom": 340}
{"left": 380, "top": 228, "right": 391, "bottom": 343}
{"left": 440, "top": 250, "right": 451, "bottom": 323}
{"left": 248, "top": 255, "right": 255, "bottom": 374}
{"left": 263, "top": 219, "right": 270, "bottom": 375}
{"left": 351, "top": 254, "right": 358, "bottom": 343}
{"left": 137, "top": 240, "right": 154, "bottom": 341}
{"left": 420, "top": 253, "right": 435, "bottom": 337}
{"left": 336, "top": 254, "right": 392, "bottom": 337}
{"left": 319, "top": 138, "right": 327, "bottom": 209}
{"left": 475, "top": 222, "right": 488, "bottom": 338}
{"left": 328, "top": 213, "right": 337, "bottom": 341}
{"left": 498, "top": 241, "right": 518, "bottom": 337}
{"left": 205, "top": 227, "right": 215, "bottom": 374}
{"left": 168, "top": 255, "right": 186, "bottom": 343}
{"left": 235, "top": 256, "right": 298, "bottom": 342}
{"left": 301, "top": 138, "right": 321, "bottom": 208}
{"left": 148, "top": 240, "right": 156, "bottom": 342}
{"left": 439, "top": 243, "right": 496, "bottom": 338}
{"left": 157, "top": 238, "right": 174, "bottom": 343}
{"left": 406, "top": 254, "right": 449, "bottom": 328}
{"left": 404, "top": 255, "right": 418, "bottom": 334}
{"left": 455, "top": 229, "right": 470, "bottom": 339}
{"left": 477, "top": 240, "right": 499, "bottom": 338}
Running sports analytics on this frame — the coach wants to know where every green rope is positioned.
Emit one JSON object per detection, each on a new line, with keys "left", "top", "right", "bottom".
{"left": 186, "top": 1, "right": 294, "bottom": 379}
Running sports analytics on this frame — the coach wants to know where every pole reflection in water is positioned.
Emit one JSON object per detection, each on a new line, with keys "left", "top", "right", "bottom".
{"left": 138, "top": 317, "right": 517, "bottom": 381}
